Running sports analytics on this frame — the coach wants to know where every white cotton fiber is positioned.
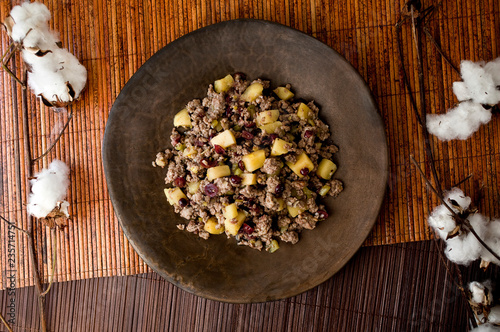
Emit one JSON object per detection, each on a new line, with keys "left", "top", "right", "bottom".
{"left": 27, "top": 159, "right": 70, "bottom": 219}
{"left": 471, "top": 324, "right": 500, "bottom": 332}
{"left": 458, "top": 60, "right": 500, "bottom": 105}
{"left": 427, "top": 188, "right": 471, "bottom": 239}
{"left": 488, "top": 306, "right": 500, "bottom": 324}
{"left": 469, "top": 280, "right": 493, "bottom": 306}
{"left": 426, "top": 101, "right": 492, "bottom": 141}
{"left": 445, "top": 230, "right": 482, "bottom": 265}
{"left": 8, "top": 1, "right": 51, "bottom": 43}
{"left": 480, "top": 218, "right": 500, "bottom": 265}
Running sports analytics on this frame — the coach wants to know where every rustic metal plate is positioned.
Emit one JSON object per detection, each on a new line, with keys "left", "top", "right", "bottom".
{"left": 103, "top": 19, "right": 388, "bottom": 303}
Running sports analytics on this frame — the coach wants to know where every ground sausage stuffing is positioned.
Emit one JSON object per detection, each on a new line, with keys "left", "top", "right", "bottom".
{"left": 153, "top": 73, "right": 343, "bottom": 252}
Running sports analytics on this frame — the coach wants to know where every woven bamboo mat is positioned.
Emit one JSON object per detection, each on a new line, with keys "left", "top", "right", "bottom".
{"left": 0, "top": 0, "right": 499, "bottom": 289}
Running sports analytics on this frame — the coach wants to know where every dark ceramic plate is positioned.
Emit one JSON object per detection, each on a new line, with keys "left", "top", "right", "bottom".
{"left": 103, "top": 19, "right": 388, "bottom": 303}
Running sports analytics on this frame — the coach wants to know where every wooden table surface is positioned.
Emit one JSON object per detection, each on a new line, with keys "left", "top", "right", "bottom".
{"left": 1, "top": 0, "right": 499, "bottom": 331}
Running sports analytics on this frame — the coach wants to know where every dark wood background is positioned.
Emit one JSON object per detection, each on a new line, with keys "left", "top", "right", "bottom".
{"left": 1, "top": 0, "right": 499, "bottom": 330}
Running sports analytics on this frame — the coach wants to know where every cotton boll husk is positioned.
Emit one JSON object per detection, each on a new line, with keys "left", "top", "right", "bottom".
{"left": 471, "top": 324, "right": 500, "bottom": 332}
{"left": 469, "top": 280, "right": 493, "bottom": 305}
{"left": 426, "top": 101, "right": 492, "bottom": 141}
{"left": 8, "top": 2, "right": 51, "bottom": 43}
{"left": 460, "top": 60, "right": 500, "bottom": 105}
{"left": 24, "top": 47, "right": 87, "bottom": 104}
{"left": 445, "top": 214, "right": 487, "bottom": 265}
{"left": 27, "top": 160, "right": 70, "bottom": 219}
{"left": 480, "top": 218, "right": 500, "bottom": 265}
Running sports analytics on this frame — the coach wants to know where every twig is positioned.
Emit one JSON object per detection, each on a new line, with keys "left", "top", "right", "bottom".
{"left": 32, "top": 110, "right": 73, "bottom": 162}
{"left": 0, "top": 312, "right": 14, "bottom": 332}
{"left": 0, "top": 214, "right": 31, "bottom": 237}
{"left": 423, "top": 26, "right": 461, "bottom": 76}
{"left": 41, "top": 230, "right": 57, "bottom": 296}
{"left": 1, "top": 42, "right": 25, "bottom": 88}
{"left": 450, "top": 173, "right": 473, "bottom": 190}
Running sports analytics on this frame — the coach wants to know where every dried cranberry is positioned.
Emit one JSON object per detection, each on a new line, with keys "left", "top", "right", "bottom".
{"left": 194, "top": 139, "right": 204, "bottom": 147}
{"left": 250, "top": 204, "right": 261, "bottom": 214}
{"left": 300, "top": 168, "right": 310, "bottom": 176}
{"left": 261, "top": 135, "right": 272, "bottom": 146}
{"left": 225, "top": 95, "right": 232, "bottom": 103}
{"left": 209, "top": 132, "right": 217, "bottom": 140}
{"left": 241, "top": 223, "right": 254, "bottom": 235}
{"left": 178, "top": 198, "right": 188, "bottom": 208}
{"left": 204, "top": 183, "right": 219, "bottom": 197}
{"left": 317, "top": 210, "right": 329, "bottom": 219}
{"left": 304, "top": 130, "right": 314, "bottom": 138}
{"left": 244, "top": 122, "right": 256, "bottom": 128}
{"left": 230, "top": 175, "right": 242, "bottom": 185}
{"left": 214, "top": 144, "right": 226, "bottom": 154}
{"left": 238, "top": 160, "right": 245, "bottom": 171}
{"left": 241, "top": 130, "right": 254, "bottom": 140}
{"left": 200, "top": 158, "right": 217, "bottom": 168}
{"left": 269, "top": 134, "right": 279, "bottom": 141}
{"left": 275, "top": 183, "right": 285, "bottom": 196}
{"left": 173, "top": 177, "right": 186, "bottom": 188}
{"left": 171, "top": 135, "right": 181, "bottom": 146}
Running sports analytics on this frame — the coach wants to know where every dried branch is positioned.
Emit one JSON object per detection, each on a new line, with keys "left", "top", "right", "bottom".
{"left": 0, "top": 214, "right": 31, "bottom": 237}
{"left": 0, "top": 312, "right": 14, "bottom": 332}
{"left": 32, "top": 111, "right": 73, "bottom": 163}
{"left": 40, "top": 230, "right": 57, "bottom": 296}
{"left": 1, "top": 42, "right": 25, "bottom": 88}
{"left": 423, "top": 26, "right": 461, "bottom": 76}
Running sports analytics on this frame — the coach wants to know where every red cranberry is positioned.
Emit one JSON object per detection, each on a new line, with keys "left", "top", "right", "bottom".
{"left": 304, "top": 130, "right": 314, "bottom": 138}
{"left": 269, "top": 134, "right": 279, "bottom": 141}
{"left": 178, "top": 198, "right": 188, "bottom": 207}
{"left": 250, "top": 204, "right": 261, "bottom": 214}
{"left": 261, "top": 136, "right": 272, "bottom": 146}
{"left": 209, "top": 133, "right": 217, "bottom": 140}
{"left": 230, "top": 175, "right": 242, "bottom": 185}
{"left": 241, "top": 223, "right": 254, "bottom": 235}
{"left": 214, "top": 144, "right": 226, "bottom": 154}
{"left": 317, "top": 210, "right": 329, "bottom": 219}
{"left": 171, "top": 135, "right": 181, "bottom": 146}
{"left": 300, "top": 168, "right": 310, "bottom": 176}
{"left": 241, "top": 130, "right": 254, "bottom": 140}
{"left": 194, "top": 139, "right": 204, "bottom": 147}
{"left": 244, "top": 122, "right": 256, "bottom": 128}
{"left": 203, "top": 183, "right": 219, "bottom": 197}
{"left": 238, "top": 160, "right": 245, "bottom": 171}
{"left": 275, "top": 183, "right": 285, "bottom": 196}
{"left": 200, "top": 158, "right": 217, "bottom": 168}
{"left": 173, "top": 177, "right": 186, "bottom": 187}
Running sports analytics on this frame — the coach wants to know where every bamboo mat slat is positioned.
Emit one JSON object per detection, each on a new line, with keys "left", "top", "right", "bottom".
{"left": 0, "top": 0, "right": 499, "bottom": 289}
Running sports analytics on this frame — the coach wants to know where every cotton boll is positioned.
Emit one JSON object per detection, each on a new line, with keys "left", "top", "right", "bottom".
{"left": 8, "top": 2, "right": 52, "bottom": 43}
{"left": 27, "top": 160, "right": 70, "bottom": 219}
{"left": 469, "top": 280, "right": 493, "bottom": 306}
{"left": 21, "top": 26, "right": 60, "bottom": 52}
{"left": 428, "top": 205, "right": 456, "bottom": 239}
{"left": 445, "top": 231, "right": 482, "bottom": 265}
{"left": 480, "top": 218, "right": 500, "bottom": 265}
{"left": 446, "top": 187, "right": 471, "bottom": 211}
{"left": 471, "top": 324, "right": 500, "bottom": 332}
{"left": 484, "top": 57, "right": 500, "bottom": 86}
{"left": 452, "top": 81, "right": 472, "bottom": 101}
{"left": 488, "top": 306, "right": 500, "bottom": 324}
{"left": 459, "top": 60, "right": 500, "bottom": 105}
{"left": 427, "top": 101, "right": 492, "bottom": 141}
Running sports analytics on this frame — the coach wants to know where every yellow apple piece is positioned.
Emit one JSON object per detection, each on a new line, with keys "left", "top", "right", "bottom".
{"left": 316, "top": 159, "right": 338, "bottom": 180}
{"left": 187, "top": 181, "right": 200, "bottom": 194}
{"left": 225, "top": 210, "right": 246, "bottom": 235}
{"left": 276, "top": 198, "right": 286, "bottom": 211}
{"left": 241, "top": 82, "right": 263, "bottom": 102}
{"left": 271, "top": 138, "right": 291, "bottom": 156}
{"left": 259, "top": 121, "right": 282, "bottom": 134}
{"left": 164, "top": 187, "right": 187, "bottom": 205}
{"left": 173, "top": 108, "right": 192, "bottom": 128}
{"left": 224, "top": 203, "right": 238, "bottom": 219}
{"left": 182, "top": 146, "right": 197, "bottom": 159}
{"left": 214, "top": 74, "right": 234, "bottom": 93}
{"left": 241, "top": 149, "right": 266, "bottom": 172}
{"left": 297, "top": 103, "right": 312, "bottom": 120}
{"left": 273, "top": 87, "right": 294, "bottom": 100}
{"left": 207, "top": 165, "right": 231, "bottom": 181}
{"left": 268, "top": 239, "right": 280, "bottom": 253}
{"left": 256, "top": 109, "right": 279, "bottom": 126}
{"left": 204, "top": 216, "right": 224, "bottom": 235}
{"left": 286, "top": 152, "right": 314, "bottom": 178}
{"left": 240, "top": 173, "right": 257, "bottom": 185}
{"left": 210, "top": 129, "right": 236, "bottom": 149}
{"left": 287, "top": 204, "right": 305, "bottom": 217}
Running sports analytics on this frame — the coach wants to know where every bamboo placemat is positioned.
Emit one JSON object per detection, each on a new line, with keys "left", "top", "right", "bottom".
{"left": 1, "top": 0, "right": 499, "bottom": 289}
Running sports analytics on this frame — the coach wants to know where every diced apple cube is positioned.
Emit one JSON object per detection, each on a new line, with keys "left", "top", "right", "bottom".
{"left": 207, "top": 165, "right": 231, "bottom": 181}
{"left": 182, "top": 146, "right": 197, "bottom": 159}
{"left": 273, "top": 87, "right": 294, "bottom": 100}
{"left": 297, "top": 103, "right": 312, "bottom": 120}
{"left": 287, "top": 204, "right": 305, "bottom": 217}
{"left": 316, "top": 159, "right": 338, "bottom": 180}
{"left": 214, "top": 74, "right": 234, "bottom": 93}
{"left": 276, "top": 198, "right": 286, "bottom": 211}
{"left": 187, "top": 181, "right": 201, "bottom": 194}
{"left": 173, "top": 108, "right": 192, "bottom": 128}
{"left": 256, "top": 109, "right": 279, "bottom": 126}
{"left": 164, "top": 187, "right": 187, "bottom": 205}
{"left": 241, "top": 173, "right": 257, "bottom": 185}
{"left": 241, "top": 150, "right": 266, "bottom": 172}
{"left": 224, "top": 203, "right": 238, "bottom": 219}
{"left": 204, "top": 216, "right": 224, "bottom": 234}
{"left": 210, "top": 129, "right": 236, "bottom": 148}
{"left": 259, "top": 121, "right": 282, "bottom": 134}
{"left": 286, "top": 152, "right": 315, "bottom": 178}
{"left": 241, "top": 82, "right": 263, "bottom": 102}
{"left": 268, "top": 239, "right": 280, "bottom": 253}
{"left": 271, "top": 138, "right": 291, "bottom": 156}
{"left": 225, "top": 210, "right": 246, "bottom": 235}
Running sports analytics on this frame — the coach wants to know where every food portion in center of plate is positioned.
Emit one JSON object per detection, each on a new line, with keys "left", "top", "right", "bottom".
{"left": 153, "top": 73, "right": 343, "bottom": 252}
